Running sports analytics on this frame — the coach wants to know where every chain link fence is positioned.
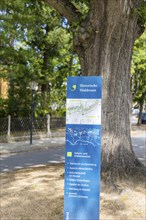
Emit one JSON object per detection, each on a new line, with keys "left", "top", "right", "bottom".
{"left": 50, "top": 117, "right": 65, "bottom": 129}
{"left": 0, "top": 117, "right": 8, "bottom": 137}
{"left": 0, "top": 115, "right": 65, "bottom": 143}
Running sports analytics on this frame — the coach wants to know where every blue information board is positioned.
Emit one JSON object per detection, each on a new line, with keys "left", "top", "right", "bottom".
{"left": 64, "top": 76, "right": 102, "bottom": 220}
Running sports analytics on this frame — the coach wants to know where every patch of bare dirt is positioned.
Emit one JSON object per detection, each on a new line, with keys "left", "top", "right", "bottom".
{"left": 0, "top": 164, "right": 146, "bottom": 220}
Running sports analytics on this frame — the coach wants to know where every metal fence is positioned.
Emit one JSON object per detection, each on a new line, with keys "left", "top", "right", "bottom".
{"left": 50, "top": 117, "right": 66, "bottom": 129}
{"left": 0, "top": 115, "right": 65, "bottom": 143}
{"left": 0, "top": 117, "right": 8, "bottom": 136}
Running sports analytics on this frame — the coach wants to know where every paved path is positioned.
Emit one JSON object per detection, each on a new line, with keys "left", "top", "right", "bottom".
{"left": 0, "top": 137, "right": 65, "bottom": 154}
{"left": 131, "top": 130, "right": 146, "bottom": 164}
{"left": 0, "top": 130, "right": 145, "bottom": 172}
{"left": 0, "top": 146, "right": 65, "bottom": 172}
{"left": 0, "top": 137, "right": 65, "bottom": 172}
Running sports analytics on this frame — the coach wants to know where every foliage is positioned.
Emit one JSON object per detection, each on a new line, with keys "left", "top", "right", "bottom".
{"left": 1, "top": 0, "right": 145, "bottom": 118}
{"left": 71, "top": 0, "right": 89, "bottom": 16}
{"left": 140, "top": 1, "right": 146, "bottom": 23}
{"left": 131, "top": 30, "right": 146, "bottom": 117}
{"left": 0, "top": 0, "right": 80, "bottom": 117}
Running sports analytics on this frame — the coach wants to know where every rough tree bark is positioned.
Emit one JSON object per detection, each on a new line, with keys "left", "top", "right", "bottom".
{"left": 44, "top": 0, "right": 146, "bottom": 182}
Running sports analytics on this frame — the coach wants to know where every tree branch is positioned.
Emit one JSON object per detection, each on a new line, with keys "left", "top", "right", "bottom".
{"left": 44, "top": 0, "right": 81, "bottom": 23}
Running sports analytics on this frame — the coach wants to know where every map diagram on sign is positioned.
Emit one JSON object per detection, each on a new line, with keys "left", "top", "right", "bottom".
{"left": 66, "top": 126, "right": 100, "bottom": 148}
{"left": 66, "top": 99, "right": 101, "bottom": 125}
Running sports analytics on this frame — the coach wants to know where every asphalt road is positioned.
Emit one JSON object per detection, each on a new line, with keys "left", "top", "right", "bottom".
{"left": 0, "top": 131, "right": 145, "bottom": 172}
{"left": 0, "top": 146, "right": 65, "bottom": 172}
{"left": 131, "top": 132, "right": 146, "bottom": 164}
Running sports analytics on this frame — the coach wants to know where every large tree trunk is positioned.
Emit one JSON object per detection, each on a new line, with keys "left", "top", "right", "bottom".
{"left": 73, "top": 1, "right": 145, "bottom": 181}
{"left": 45, "top": 0, "right": 145, "bottom": 182}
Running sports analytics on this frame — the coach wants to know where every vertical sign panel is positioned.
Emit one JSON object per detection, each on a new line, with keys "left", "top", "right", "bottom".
{"left": 64, "top": 76, "right": 102, "bottom": 220}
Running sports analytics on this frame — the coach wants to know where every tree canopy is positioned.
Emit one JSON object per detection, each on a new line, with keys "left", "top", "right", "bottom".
{"left": 0, "top": 0, "right": 80, "bottom": 117}
{"left": 131, "top": 31, "right": 146, "bottom": 123}
{"left": 0, "top": 0, "right": 145, "bottom": 117}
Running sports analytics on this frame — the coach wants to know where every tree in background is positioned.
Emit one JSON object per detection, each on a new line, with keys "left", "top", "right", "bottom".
{"left": 131, "top": 31, "right": 146, "bottom": 124}
{"left": 26, "top": 1, "right": 72, "bottom": 116}
{"left": 0, "top": 0, "right": 80, "bottom": 117}
{"left": 44, "top": 0, "right": 146, "bottom": 183}
{"left": 0, "top": 0, "right": 33, "bottom": 116}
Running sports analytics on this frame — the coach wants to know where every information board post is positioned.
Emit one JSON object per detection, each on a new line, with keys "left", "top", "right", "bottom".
{"left": 64, "top": 76, "right": 102, "bottom": 220}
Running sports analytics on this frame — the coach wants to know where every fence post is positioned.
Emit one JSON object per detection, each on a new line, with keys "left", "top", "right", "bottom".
{"left": 7, "top": 115, "right": 11, "bottom": 142}
{"left": 46, "top": 114, "right": 52, "bottom": 137}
